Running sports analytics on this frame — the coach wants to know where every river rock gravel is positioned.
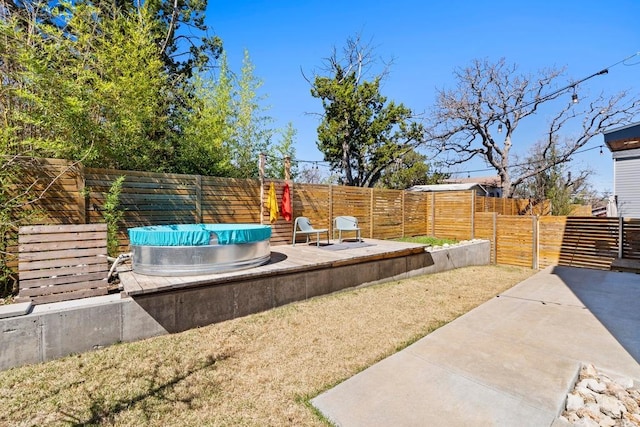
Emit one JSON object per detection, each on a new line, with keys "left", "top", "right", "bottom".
{"left": 557, "top": 363, "right": 640, "bottom": 427}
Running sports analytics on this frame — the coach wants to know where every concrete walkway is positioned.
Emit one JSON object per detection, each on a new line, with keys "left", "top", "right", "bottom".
{"left": 312, "top": 266, "right": 640, "bottom": 426}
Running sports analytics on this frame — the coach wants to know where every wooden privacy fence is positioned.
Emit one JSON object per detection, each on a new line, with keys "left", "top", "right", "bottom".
{"left": 9, "top": 158, "right": 537, "bottom": 249}
{"left": 475, "top": 215, "right": 640, "bottom": 270}
{"left": 13, "top": 157, "right": 622, "bottom": 281}
{"left": 17, "top": 224, "right": 109, "bottom": 304}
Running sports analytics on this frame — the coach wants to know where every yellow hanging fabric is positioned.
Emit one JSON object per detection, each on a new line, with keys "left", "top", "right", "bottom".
{"left": 268, "top": 182, "right": 279, "bottom": 222}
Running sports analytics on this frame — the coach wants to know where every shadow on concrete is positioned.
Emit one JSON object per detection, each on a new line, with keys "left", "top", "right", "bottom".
{"left": 268, "top": 251, "right": 288, "bottom": 264}
{"left": 551, "top": 265, "right": 640, "bottom": 364}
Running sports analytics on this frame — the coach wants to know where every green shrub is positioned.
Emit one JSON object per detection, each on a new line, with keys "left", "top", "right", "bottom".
{"left": 102, "top": 176, "right": 125, "bottom": 257}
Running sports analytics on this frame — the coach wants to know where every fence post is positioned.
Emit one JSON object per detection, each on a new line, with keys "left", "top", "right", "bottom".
{"left": 401, "top": 190, "right": 406, "bottom": 238}
{"left": 284, "top": 156, "right": 291, "bottom": 181}
{"left": 618, "top": 217, "right": 624, "bottom": 259}
{"left": 492, "top": 212, "right": 497, "bottom": 264}
{"left": 470, "top": 191, "right": 475, "bottom": 240}
{"left": 195, "top": 175, "right": 202, "bottom": 224}
{"left": 76, "top": 162, "right": 86, "bottom": 224}
{"left": 329, "top": 184, "right": 333, "bottom": 235}
{"left": 431, "top": 192, "right": 436, "bottom": 236}
{"left": 532, "top": 215, "right": 539, "bottom": 269}
{"left": 369, "top": 188, "right": 374, "bottom": 239}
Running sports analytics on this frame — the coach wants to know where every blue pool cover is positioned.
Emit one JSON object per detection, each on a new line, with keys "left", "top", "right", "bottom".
{"left": 128, "top": 224, "right": 272, "bottom": 246}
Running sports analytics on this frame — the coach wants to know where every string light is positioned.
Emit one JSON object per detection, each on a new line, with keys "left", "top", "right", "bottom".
{"left": 448, "top": 143, "right": 606, "bottom": 177}
{"left": 495, "top": 51, "right": 640, "bottom": 118}
{"left": 260, "top": 52, "right": 640, "bottom": 178}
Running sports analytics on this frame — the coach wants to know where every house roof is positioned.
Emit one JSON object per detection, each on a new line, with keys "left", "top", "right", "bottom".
{"left": 408, "top": 183, "right": 488, "bottom": 194}
{"left": 444, "top": 176, "right": 502, "bottom": 187}
{"left": 604, "top": 122, "right": 640, "bottom": 152}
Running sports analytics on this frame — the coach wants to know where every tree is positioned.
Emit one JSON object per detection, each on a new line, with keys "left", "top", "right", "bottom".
{"left": 377, "top": 149, "right": 448, "bottom": 190}
{"left": 228, "top": 50, "right": 273, "bottom": 179}
{"left": 310, "top": 35, "right": 426, "bottom": 187}
{"left": 297, "top": 164, "right": 323, "bottom": 184}
{"left": 429, "top": 58, "right": 640, "bottom": 197}
{"left": 1, "top": 2, "right": 176, "bottom": 170}
{"left": 1, "top": 0, "right": 222, "bottom": 80}
{"left": 264, "top": 122, "right": 298, "bottom": 180}
{"left": 175, "top": 54, "right": 235, "bottom": 176}
{"left": 514, "top": 140, "right": 598, "bottom": 215}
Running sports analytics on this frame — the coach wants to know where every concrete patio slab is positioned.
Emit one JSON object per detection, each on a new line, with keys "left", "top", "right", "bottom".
{"left": 312, "top": 266, "right": 640, "bottom": 426}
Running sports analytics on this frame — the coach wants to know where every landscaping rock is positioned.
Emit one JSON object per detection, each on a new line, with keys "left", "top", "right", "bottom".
{"left": 560, "top": 364, "right": 640, "bottom": 426}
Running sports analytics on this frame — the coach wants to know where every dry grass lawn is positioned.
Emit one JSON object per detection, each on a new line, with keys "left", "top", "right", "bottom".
{"left": 0, "top": 265, "right": 534, "bottom": 426}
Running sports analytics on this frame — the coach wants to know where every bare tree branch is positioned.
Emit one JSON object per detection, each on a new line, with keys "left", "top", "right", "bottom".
{"left": 428, "top": 58, "right": 640, "bottom": 197}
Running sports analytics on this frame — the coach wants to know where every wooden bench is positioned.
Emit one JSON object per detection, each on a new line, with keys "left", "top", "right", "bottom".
{"left": 17, "top": 224, "right": 110, "bottom": 304}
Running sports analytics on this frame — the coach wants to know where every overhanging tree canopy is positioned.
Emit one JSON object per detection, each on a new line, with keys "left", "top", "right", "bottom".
{"left": 428, "top": 58, "right": 640, "bottom": 197}
{"left": 310, "top": 36, "right": 426, "bottom": 188}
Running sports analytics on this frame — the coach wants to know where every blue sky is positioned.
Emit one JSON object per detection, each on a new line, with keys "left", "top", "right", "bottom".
{"left": 208, "top": 0, "right": 639, "bottom": 193}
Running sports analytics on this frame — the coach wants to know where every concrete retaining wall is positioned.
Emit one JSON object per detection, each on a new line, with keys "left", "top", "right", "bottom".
{"left": 0, "top": 240, "right": 490, "bottom": 371}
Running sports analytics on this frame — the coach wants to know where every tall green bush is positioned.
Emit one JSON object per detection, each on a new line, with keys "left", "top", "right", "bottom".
{"left": 102, "top": 176, "right": 126, "bottom": 257}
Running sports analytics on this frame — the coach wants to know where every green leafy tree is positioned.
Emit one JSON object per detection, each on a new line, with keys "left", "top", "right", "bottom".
{"left": 265, "top": 122, "right": 298, "bottom": 180}
{"left": 310, "top": 35, "right": 426, "bottom": 187}
{"left": 176, "top": 54, "right": 235, "bottom": 176}
{"left": 377, "top": 149, "right": 449, "bottom": 190}
{"left": 2, "top": 0, "right": 222, "bottom": 81}
{"left": 228, "top": 50, "right": 273, "bottom": 179}
{"left": 3, "top": 2, "right": 174, "bottom": 170}
{"left": 102, "top": 176, "right": 125, "bottom": 257}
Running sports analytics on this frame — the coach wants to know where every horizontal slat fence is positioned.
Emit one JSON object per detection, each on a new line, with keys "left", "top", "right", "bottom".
{"left": 622, "top": 218, "right": 640, "bottom": 259}
{"left": 291, "top": 184, "right": 331, "bottom": 244}
{"left": 331, "top": 186, "right": 371, "bottom": 238}
{"left": 434, "top": 191, "right": 474, "bottom": 240}
{"left": 403, "top": 191, "right": 430, "bottom": 237}
{"left": 553, "top": 217, "right": 619, "bottom": 270}
{"left": 538, "top": 217, "right": 619, "bottom": 269}
{"left": 538, "top": 216, "right": 567, "bottom": 269}
{"left": 476, "top": 196, "right": 518, "bottom": 215}
{"left": 9, "top": 158, "right": 85, "bottom": 224}
{"left": 475, "top": 212, "right": 497, "bottom": 264}
{"left": 17, "top": 224, "right": 109, "bottom": 304}
{"left": 15, "top": 156, "right": 636, "bottom": 289}
{"left": 496, "top": 216, "right": 535, "bottom": 268}
{"left": 372, "top": 189, "right": 404, "bottom": 240}
{"left": 86, "top": 168, "right": 199, "bottom": 253}
{"left": 204, "top": 176, "right": 261, "bottom": 224}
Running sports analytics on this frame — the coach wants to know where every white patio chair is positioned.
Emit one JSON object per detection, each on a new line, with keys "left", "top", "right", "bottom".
{"left": 333, "top": 215, "right": 362, "bottom": 243}
{"left": 293, "top": 217, "right": 329, "bottom": 246}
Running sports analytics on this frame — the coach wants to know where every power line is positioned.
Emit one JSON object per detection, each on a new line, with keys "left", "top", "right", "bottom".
{"left": 448, "top": 144, "right": 605, "bottom": 177}
{"left": 264, "top": 51, "right": 640, "bottom": 172}
{"left": 497, "top": 51, "right": 640, "bottom": 119}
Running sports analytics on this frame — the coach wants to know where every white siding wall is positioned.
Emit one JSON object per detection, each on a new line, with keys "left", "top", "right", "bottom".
{"left": 615, "top": 156, "right": 640, "bottom": 218}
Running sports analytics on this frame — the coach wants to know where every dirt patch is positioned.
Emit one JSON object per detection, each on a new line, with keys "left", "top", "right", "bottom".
{"left": 0, "top": 265, "right": 533, "bottom": 426}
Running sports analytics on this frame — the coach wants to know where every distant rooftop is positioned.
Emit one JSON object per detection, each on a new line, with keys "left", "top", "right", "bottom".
{"left": 444, "top": 176, "right": 502, "bottom": 187}
{"left": 408, "top": 183, "right": 488, "bottom": 194}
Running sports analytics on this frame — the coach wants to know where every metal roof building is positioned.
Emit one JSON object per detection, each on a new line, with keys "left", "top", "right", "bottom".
{"left": 408, "top": 183, "right": 489, "bottom": 196}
